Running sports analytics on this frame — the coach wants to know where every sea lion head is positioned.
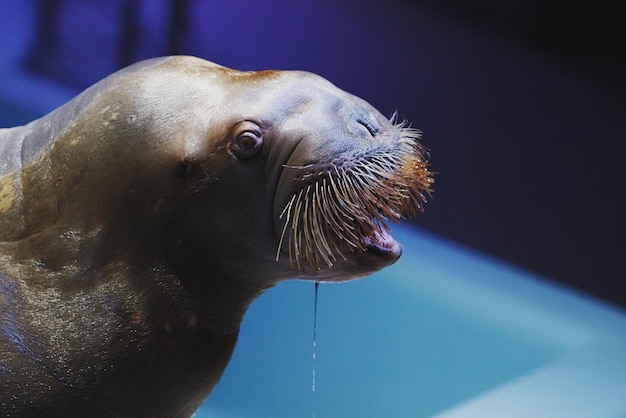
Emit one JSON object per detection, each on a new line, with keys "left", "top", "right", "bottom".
{"left": 141, "top": 57, "right": 434, "bottom": 284}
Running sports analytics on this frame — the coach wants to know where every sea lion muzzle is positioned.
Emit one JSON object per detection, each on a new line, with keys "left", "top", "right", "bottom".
{"left": 275, "top": 118, "right": 432, "bottom": 273}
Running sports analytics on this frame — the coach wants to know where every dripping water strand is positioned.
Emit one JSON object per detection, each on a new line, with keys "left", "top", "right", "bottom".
{"left": 312, "top": 281, "right": 319, "bottom": 418}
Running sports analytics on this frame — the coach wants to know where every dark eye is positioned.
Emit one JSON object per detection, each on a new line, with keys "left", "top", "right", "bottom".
{"left": 232, "top": 123, "right": 263, "bottom": 159}
{"left": 238, "top": 132, "right": 259, "bottom": 151}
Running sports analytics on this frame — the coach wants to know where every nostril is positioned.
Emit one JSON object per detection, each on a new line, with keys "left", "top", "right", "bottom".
{"left": 356, "top": 118, "right": 379, "bottom": 137}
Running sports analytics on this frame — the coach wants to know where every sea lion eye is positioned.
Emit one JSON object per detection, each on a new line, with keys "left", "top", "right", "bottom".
{"left": 238, "top": 132, "right": 259, "bottom": 151}
{"left": 232, "top": 124, "right": 263, "bottom": 159}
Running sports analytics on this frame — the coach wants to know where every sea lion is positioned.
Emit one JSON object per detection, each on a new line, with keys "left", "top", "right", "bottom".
{"left": 0, "top": 56, "right": 432, "bottom": 416}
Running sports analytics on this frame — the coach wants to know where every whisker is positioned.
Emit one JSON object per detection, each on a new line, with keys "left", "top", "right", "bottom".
{"left": 276, "top": 129, "right": 433, "bottom": 271}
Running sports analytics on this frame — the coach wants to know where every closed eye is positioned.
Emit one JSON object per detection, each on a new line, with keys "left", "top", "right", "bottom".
{"left": 356, "top": 118, "right": 379, "bottom": 137}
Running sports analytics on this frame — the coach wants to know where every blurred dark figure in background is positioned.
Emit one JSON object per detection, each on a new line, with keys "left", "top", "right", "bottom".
{"left": 26, "top": 0, "right": 191, "bottom": 81}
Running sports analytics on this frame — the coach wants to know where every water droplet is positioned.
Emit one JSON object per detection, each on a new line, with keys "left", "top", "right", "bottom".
{"left": 312, "top": 281, "right": 320, "bottom": 412}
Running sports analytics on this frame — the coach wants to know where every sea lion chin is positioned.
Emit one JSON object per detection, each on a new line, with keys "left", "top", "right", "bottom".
{"left": 0, "top": 56, "right": 432, "bottom": 416}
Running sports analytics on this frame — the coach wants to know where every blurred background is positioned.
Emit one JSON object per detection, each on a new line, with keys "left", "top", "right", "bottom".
{"left": 0, "top": 0, "right": 624, "bottom": 308}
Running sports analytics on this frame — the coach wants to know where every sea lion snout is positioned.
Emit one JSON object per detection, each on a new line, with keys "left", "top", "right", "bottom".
{"left": 269, "top": 82, "right": 432, "bottom": 280}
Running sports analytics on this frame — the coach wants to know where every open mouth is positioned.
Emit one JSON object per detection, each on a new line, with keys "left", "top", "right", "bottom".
{"left": 363, "top": 227, "right": 403, "bottom": 259}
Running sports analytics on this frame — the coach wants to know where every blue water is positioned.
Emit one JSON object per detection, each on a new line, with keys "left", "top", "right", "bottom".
{"left": 196, "top": 226, "right": 624, "bottom": 418}
{"left": 202, "top": 279, "right": 561, "bottom": 417}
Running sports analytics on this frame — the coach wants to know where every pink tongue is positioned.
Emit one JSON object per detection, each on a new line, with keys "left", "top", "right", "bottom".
{"left": 364, "top": 227, "right": 403, "bottom": 257}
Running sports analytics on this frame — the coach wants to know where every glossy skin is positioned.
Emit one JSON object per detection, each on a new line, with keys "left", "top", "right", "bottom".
{"left": 0, "top": 56, "right": 416, "bottom": 416}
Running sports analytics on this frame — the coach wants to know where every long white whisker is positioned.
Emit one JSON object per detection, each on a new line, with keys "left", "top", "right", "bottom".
{"left": 275, "top": 131, "right": 433, "bottom": 271}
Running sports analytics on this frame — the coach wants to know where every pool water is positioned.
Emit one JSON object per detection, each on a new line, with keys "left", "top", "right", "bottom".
{"left": 198, "top": 226, "right": 626, "bottom": 417}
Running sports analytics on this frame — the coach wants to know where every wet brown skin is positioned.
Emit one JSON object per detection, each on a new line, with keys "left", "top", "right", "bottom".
{"left": 0, "top": 56, "right": 431, "bottom": 416}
